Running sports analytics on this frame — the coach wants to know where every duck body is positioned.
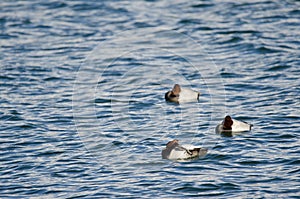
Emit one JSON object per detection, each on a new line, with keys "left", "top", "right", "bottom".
{"left": 165, "top": 84, "right": 200, "bottom": 103}
{"left": 216, "top": 115, "right": 253, "bottom": 134}
{"left": 162, "top": 140, "right": 207, "bottom": 160}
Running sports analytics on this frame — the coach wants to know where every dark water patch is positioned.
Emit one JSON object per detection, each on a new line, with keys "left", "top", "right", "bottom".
{"left": 218, "top": 131, "right": 235, "bottom": 137}
{"left": 133, "top": 22, "right": 155, "bottom": 28}
{"left": 287, "top": 167, "right": 300, "bottom": 174}
{"left": 0, "top": 110, "right": 24, "bottom": 121}
{"left": 220, "top": 182, "right": 240, "bottom": 191}
{"left": 178, "top": 18, "right": 201, "bottom": 25}
{"left": 231, "top": 0, "right": 276, "bottom": 7}
{"left": 285, "top": 160, "right": 300, "bottom": 167}
{"left": 217, "top": 36, "right": 244, "bottom": 45}
{"left": 289, "top": 9, "right": 300, "bottom": 15}
{"left": 237, "top": 160, "right": 268, "bottom": 166}
{"left": 284, "top": 115, "right": 300, "bottom": 120}
{"left": 71, "top": 2, "right": 105, "bottom": 11}
{"left": 39, "top": 1, "right": 68, "bottom": 9}
{"left": 94, "top": 98, "right": 111, "bottom": 104}
{"left": 174, "top": 183, "right": 220, "bottom": 192}
{"left": 0, "top": 114, "right": 24, "bottom": 122}
{"left": 276, "top": 133, "right": 297, "bottom": 140}
{"left": 195, "top": 26, "right": 213, "bottom": 31}
{"left": 191, "top": 3, "right": 214, "bottom": 8}
{"left": 34, "top": 150, "right": 65, "bottom": 157}
{"left": 0, "top": 33, "right": 18, "bottom": 39}
{"left": 0, "top": 17, "right": 7, "bottom": 24}
{"left": 220, "top": 71, "right": 245, "bottom": 79}
{"left": 34, "top": 24, "right": 52, "bottom": 29}
{"left": 265, "top": 64, "right": 291, "bottom": 71}
{"left": 17, "top": 123, "right": 37, "bottom": 129}
{"left": 43, "top": 77, "right": 64, "bottom": 81}
{"left": 277, "top": 43, "right": 299, "bottom": 51}
{"left": 112, "top": 140, "right": 124, "bottom": 147}
{"left": 215, "top": 30, "right": 260, "bottom": 35}
{"left": 255, "top": 46, "right": 282, "bottom": 54}
{"left": 96, "top": 112, "right": 113, "bottom": 120}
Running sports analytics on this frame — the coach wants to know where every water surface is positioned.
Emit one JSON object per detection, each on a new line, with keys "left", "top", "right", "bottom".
{"left": 0, "top": 0, "right": 299, "bottom": 198}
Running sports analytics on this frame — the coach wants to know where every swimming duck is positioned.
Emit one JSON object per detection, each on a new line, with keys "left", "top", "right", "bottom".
{"left": 162, "top": 139, "right": 207, "bottom": 160}
{"left": 165, "top": 84, "right": 200, "bottom": 103}
{"left": 215, "top": 115, "right": 253, "bottom": 134}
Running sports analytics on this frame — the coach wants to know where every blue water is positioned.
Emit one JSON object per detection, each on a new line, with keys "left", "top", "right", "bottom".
{"left": 1, "top": 0, "right": 299, "bottom": 198}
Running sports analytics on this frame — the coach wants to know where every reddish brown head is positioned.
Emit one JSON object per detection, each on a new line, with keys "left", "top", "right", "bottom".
{"left": 172, "top": 84, "right": 181, "bottom": 95}
{"left": 166, "top": 139, "right": 179, "bottom": 148}
{"left": 165, "top": 84, "right": 181, "bottom": 102}
{"left": 162, "top": 139, "right": 180, "bottom": 159}
{"left": 223, "top": 115, "right": 233, "bottom": 130}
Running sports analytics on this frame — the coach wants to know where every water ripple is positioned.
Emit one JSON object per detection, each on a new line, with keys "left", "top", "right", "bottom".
{"left": 0, "top": 0, "right": 299, "bottom": 198}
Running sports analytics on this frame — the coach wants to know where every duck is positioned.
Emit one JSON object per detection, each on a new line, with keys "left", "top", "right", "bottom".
{"left": 162, "top": 139, "right": 207, "bottom": 160}
{"left": 165, "top": 84, "right": 200, "bottom": 103}
{"left": 215, "top": 115, "right": 253, "bottom": 135}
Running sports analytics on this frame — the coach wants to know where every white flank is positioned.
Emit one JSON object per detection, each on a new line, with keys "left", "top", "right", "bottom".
{"left": 178, "top": 88, "right": 200, "bottom": 102}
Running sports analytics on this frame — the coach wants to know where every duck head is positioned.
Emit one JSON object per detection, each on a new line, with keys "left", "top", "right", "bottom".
{"left": 223, "top": 115, "right": 233, "bottom": 130}
{"left": 165, "top": 84, "right": 181, "bottom": 102}
{"left": 162, "top": 139, "right": 179, "bottom": 159}
{"left": 166, "top": 139, "right": 179, "bottom": 149}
